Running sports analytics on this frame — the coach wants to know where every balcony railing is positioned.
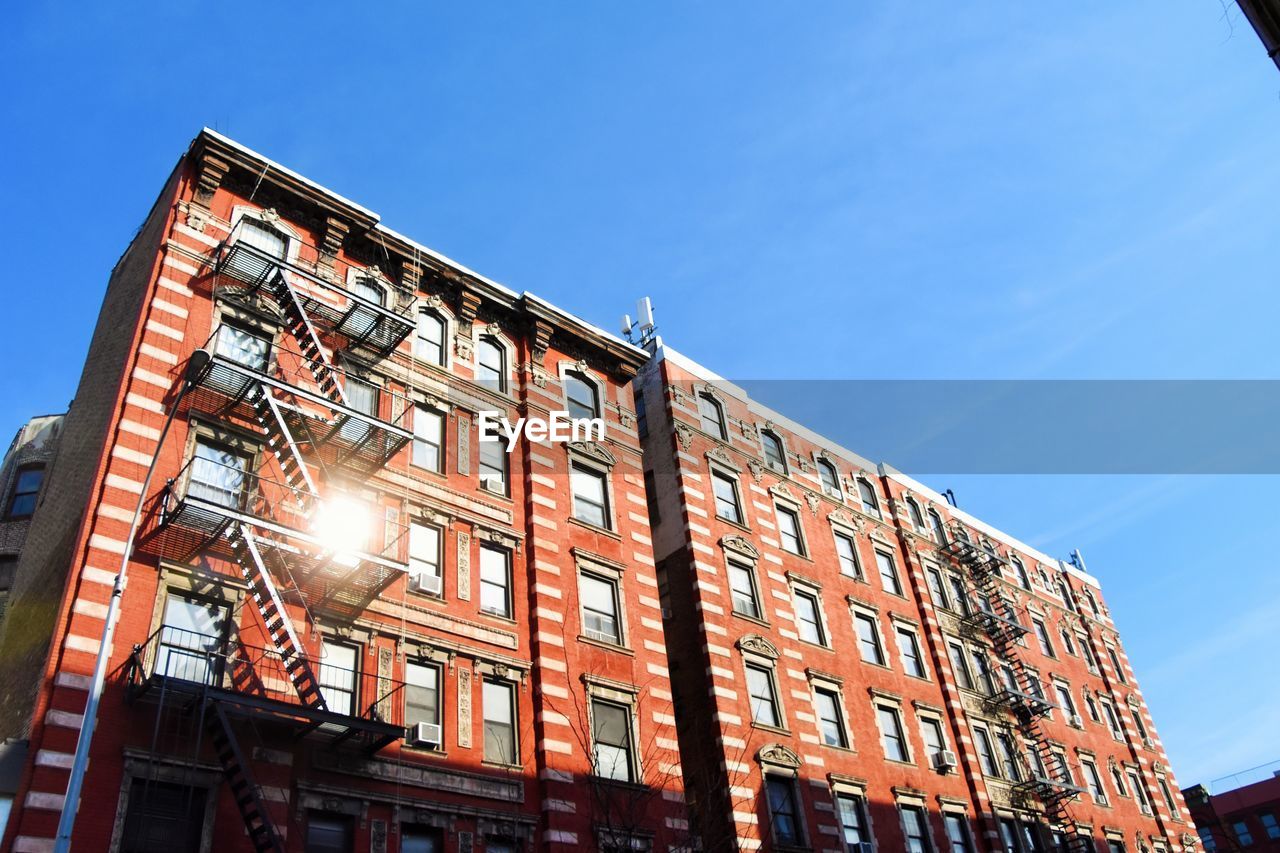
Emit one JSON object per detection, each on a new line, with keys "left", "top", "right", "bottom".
{"left": 149, "top": 457, "right": 408, "bottom": 619}
{"left": 985, "top": 684, "right": 1056, "bottom": 721}
{"left": 213, "top": 232, "right": 414, "bottom": 358}
{"left": 127, "top": 626, "right": 406, "bottom": 753}
{"left": 186, "top": 325, "right": 413, "bottom": 474}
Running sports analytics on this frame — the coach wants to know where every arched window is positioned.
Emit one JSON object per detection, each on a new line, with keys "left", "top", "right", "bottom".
{"left": 982, "top": 540, "right": 996, "bottom": 557}
{"left": 1011, "top": 557, "right": 1031, "bottom": 590}
{"left": 350, "top": 276, "right": 386, "bottom": 306}
{"left": 856, "top": 479, "right": 880, "bottom": 519}
{"left": 928, "top": 509, "right": 947, "bottom": 544}
{"left": 698, "top": 394, "right": 726, "bottom": 440}
{"left": 955, "top": 527, "right": 970, "bottom": 543}
{"left": 1059, "top": 579, "right": 1078, "bottom": 612}
{"left": 762, "top": 431, "right": 786, "bottom": 473}
{"left": 416, "top": 311, "right": 446, "bottom": 366}
{"left": 906, "top": 498, "right": 925, "bottom": 531}
{"left": 477, "top": 336, "right": 506, "bottom": 392}
{"left": 1084, "top": 589, "right": 1101, "bottom": 619}
{"left": 817, "top": 459, "right": 841, "bottom": 498}
{"left": 564, "top": 370, "right": 599, "bottom": 420}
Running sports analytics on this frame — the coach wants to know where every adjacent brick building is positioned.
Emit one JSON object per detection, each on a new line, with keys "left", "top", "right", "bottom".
{"left": 634, "top": 346, "right": 1195, "bottom": 853}
{"left": 1184, "top": 767, "right": 1280, "bottom": 851}
{"left": 0, "top": 414, "right": 64, "bottom": 627}
{"left": 0, "top": 130, "right": 687, "bottom": 853}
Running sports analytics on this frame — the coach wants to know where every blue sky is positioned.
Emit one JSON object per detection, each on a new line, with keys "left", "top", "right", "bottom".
{"left": 2, "top": 3, "right": 1277, "bottom": 787}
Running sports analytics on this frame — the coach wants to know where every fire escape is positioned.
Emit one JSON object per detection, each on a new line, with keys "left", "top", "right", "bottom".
{"left": 129, "top": 230, "right": 417, "bottom": 852}
{"left": 940, "top": 538, "right": 1092, "bottom": 853}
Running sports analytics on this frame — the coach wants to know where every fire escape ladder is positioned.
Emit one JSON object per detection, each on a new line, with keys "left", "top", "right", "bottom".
{"left": 207, "top": 701, "right": 285, "bottom": 853}
{"left": 248, "top": 384, "right": 319, "bottom": 515}
{"left": 265, "top": 268, "right": 349, "bottom": 408}
{"left": 229, "top": 524, "right": 327, "bottom": 712}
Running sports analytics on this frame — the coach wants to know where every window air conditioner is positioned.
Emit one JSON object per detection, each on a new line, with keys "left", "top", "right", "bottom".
{"left": 411, "top": 722, "right": 442, "bottom": 747}
{"left": 1142, "top": 737, "right": 1155, "bottom": 749}
{"left": 481, "top": 475, "right": 505, "bottom": 493}
{"left": 1069, "top": 714, "right": 1084, "bottom": 728}
{"left": 855, "top": 842, "right": 875, "bottom": 853}
{"left": 933, "top": 750, "right": 958, "bottom": 771}
{"left": 411, "top": 573, "right": 442, "bottom": 595}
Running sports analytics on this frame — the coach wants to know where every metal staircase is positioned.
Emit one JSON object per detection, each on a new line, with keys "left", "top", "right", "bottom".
{"left": 206, "top": 701, "right": 286, "bottom": 853}
{"left": 940, "top": 538, "right": 1092, "bottom": 852}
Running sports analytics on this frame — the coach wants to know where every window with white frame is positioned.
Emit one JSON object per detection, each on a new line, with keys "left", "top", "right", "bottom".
{"left": 834, "top": 530, "right": 861, "bottom": 578}
{"left": 477, "top": 336, "right": 506, "bottom": 392}
{"left": 900, "top": 804, "right": 933, "bottom": 853}
{"left": 1012, "top": 557, "right": 1031, "bottom": 590}
{"left": 590, "top": 698, "right": 637, "bottom": 782}
{"left": 854, "top": 612, "right": 886, "bottom": 665}
{"left": 1032, "top": 618, "right": 1055, "bottom": 657}
{"left": 926, "top": 567, "right": 949, "bottom": 609}
{"left": 948, "top": 642, "right": 973, "bottom": 690}
{"left": 479, "top": 545, "right": 512, "bottom": 617}
{"left": 482, "top": 679, "right": 518, "bottom": 764}
{"left": 408, "top": 522, "right": 442, "bottom": 591}
{"left": 405, "top": 661, "right": 442, "bottom": 742}
{"left": 973, "top": 726, "right": 999, "bottom": 777}
{"left": 698, "top": 393, "right": 726, "bottom": 440}
{"left": 189, "top": 438, "right": 249, "bottom": 510}
{"left": 571, "top": 463, "right": 611, "bottom": 529}
{"left": 564, "top": 370, "right": 600, "bottom": 420}
{"left": 412, "top": 406, "right": 444, "bottom": 471}
{"left": 579, "top": 571, "right": 623, "bottom": 645}
{"left": 416, "top": 311, "right": 446, "bottom": 365}
{"left": 1082, "top": 758, "right": 1107, "bottom": 804}
{"left": 1107, "top": 646, "right": 1127, "bottom": 683}
{"left": 875, "top": 549, "right": 903, "bottom": 595}
{"left": 214, "top": 322, "right": 270, "bottom": 371}
{"left": 812, "top": 686, "right": 848, "bottom": 748}
{"left": 817, "top": 458, "right": 841, "bottom": 498}
{"left": 944, "top": 814, "right": 973, "bottom": 853}
{"left": 762, "top": 430, "right": 787, "bottom": 472}
{"left": 775, "top": 504, "right": 805, "bottom": 555}
{"left": 479, "top": 433, "right": 508, "bottom": 494}
{"left": 728, "top": 559, "right": 763, "bottom": 620}
{"left": 876, "top": 704, "right": 909, "bottom": 762}
{"left": 856, "top": 479, "right": 881, "bottom": 518}
{"left": 712, "top": 469, "right": 744, "bottom": 524}
{"left": 896, "top": 626, "right": 927, "bottom": 678}
{"left": 995, "top": 732, "right": 1022, "bottom": 781}
{"left": 793, "top": 587, "right": 826, "bottom": 646}
{"left": 919, "top": 715, "right": 947, "bottom": 760}
{"left": 929, "top": 509, "right": 948, "bottom": 544}
{"left": 906, "top": 498, "right": 926, "bottom": 531}
{"left": 745, "top": 662, "right": 783, "bottom": 728}
{"left": 835, "top": 792, "right": 869, "bottom": 846}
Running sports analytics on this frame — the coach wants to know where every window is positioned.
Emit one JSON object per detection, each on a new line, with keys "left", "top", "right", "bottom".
{"left": 712, "top": 470, "right": 743, "bottom": 524}
{"left": 403, "top": 828, "right": 444, "bottom": 853}
{"left": 238, "top": 216, "right": 287, "bottom": 260}
{"left": 415, "top": 311, "right": 446, "bottom": 365}
{"left": 856, "top": 479, "right": 881, "bottom": 518}
{"left": 1054, "top": 684, "right": 1078, "bottom": 720}
{"left": 635, "top": 389, "right": 648, "bottom": 439}
{"left": 479, "top": 434, "right": 508, "bottom": 494}
{"left": 1020, "top": 823, "right": 1045, "bottom": 853}
{"left": 1085, "top": 589, "right": 1102, "bottom": 619}
{"left": 817, "top": 459, "right": 842, "bottom": 497}
{"left": 877, "top": 705, "right": 908, "bottom": 761}
{"left": 813, "top": 687, "right": 847, "bottom": 748}
{"left": 834, "top": 531, "right": 861, "bottom": 578}
{"left": 643, "top": 470, "right": 660, "bottom": 526}
{"left": 318, "top": 642, "right": 358, "bottom": 717}
{"left": 408, "top": 522, "right": 442, "bottom": 589}
{"left": 580, "top": 572, "right": 622, "bottom": 644}
{"left": 477, "top": 337, "right": 506, "bottom": 392}
{"left": 901, "top": 805, "right": 933, "bottom": 853}
{"left": 969, "top": 651, "right": 994, "bottom": 694}
{"left": 412, "top": 406, "right": 444, "bottom": 471}
{"left": 929, "top": 509, "right": 947, "bottom": 544}
{"left": 775, "top": 505, "right": 805, "bottom": 555}
{"left": 1112, "top": 766, "right": 1128, "bottom": 797}
{"left": 483, "top": 679, "right": 518, "bottom": 764}
{"left": 973, "top": 727, "right": 998, "bottom": 777}
{"left": 875, "top": 550, "right": 903, "bottom": 595}
{"left": 995, "top": 733, "right": 1021, "bottom": 781}
{"left": 1012, "top": 558, "right": 1031, "bottom": 590}
{"left": 836, "top": 793, "right": 869, "bottom": 847}
{"left": 762, "top": 431, "right": 786, "bottom": 472}
{"left": 1132, "top": 709, "right": 1150, "bottom": 742}
{"left": 1081, "top": 641, "right": 1099, "bottom": 673}
{"left": 1082, "top": 760, "right": 1106, "bottom": 804}
{"left": 1157, "top": 776, "right": 1177, "bottom": 813}
{"left": 1128, "top": 770, "right": 1152, "bottom": 815}
{"left": 340, "top": 378, "right": 379, "bottom": 443}
{"left": 920, "top": 717, "right": 946, "bottom": 757}
{"left": 479, "top": 545, "right": 511, "bottom": 617}
{"left": 698, "top": 393, "right": 726, "bottom": 440}
{"left": 926, "top": 568, "right": 949, "bottom": 608}
{"left": 1197, "top": 827, "right": 1219, "bottom": 852}
{"left": 855, "top": 613, "right": 886, "bottom": 665}
{"left": 1102, "top": 702, "right": 1122, "bottom": 738}
{"left": 1060, "top": 629, "right": 1076, "bottom": 656}
{"left": 793, "top": 589, "right": 826, "bottom": 645}
{"left": 765, "top": 776, "right": 803, "bottom": 846}
{"left": 728, "top": 560, "right": 762, "bottom": 619}
{"left": 1032, "top": 619, "right": 1055, "bottom": 657}
{"left": 948, "top": 643, "right": 973, "bottom": 689}
{"left": 1261, "top": 811, "right": 1280, "bottom": 840}
{"left": 1059, "top": 579, "right": 1077, "bottom": 612}
{"left": 1106, "top": 841, "right": 1126, "bottom": 853}
{"left": 188, "top": 439, "right": 248, "bottom": 510}
{"left": 214, "top": 322, "right": 270, "bottom": 371}
{"left": 4, "top": 465, "right": 43, "bottom": 520}
{"left": 122, "top": 779, "right": 208, "bottom": 852}
{"left": 1085, "top": 693, "right": 1101, "bottom": 723}
{"left": 591, "top": 699, "right": 636, "bottom": 782}
{"left": 1107, "top": 647, "right": 1127, "bottom": 683}
{"left": 565, "top": 370, "right": 599, "bottom": 420}
{"left": 405, "top": 661, "right": 441, "bottom": 737}
{"left": 998, "top": 819, "right": 1019, "bottom": 853}
{"left": 350, "top": 275, "right": 385, "bottom": 305}
{"left": 906, "top": 498, "right": 926, "bottom": 531}
{"left": 746, "top": 663, "right": 782, "bottom": 727}
{"left": 1233, "top": 821, "right": 1255, "bottom": 847}
{"left": 897, "top": 627, "right": 926, "bottom": 678}
{"left": 158, "top": 593, "right": 228, "bottom": 685}
{"left": 571, "top": 464, "right": 610, "bottom": 529}
{"left": 944, "top": 814, "right": 973, "bottom": 853}
{"left": 948, "top": 575, "right": 970, "bottom": 614}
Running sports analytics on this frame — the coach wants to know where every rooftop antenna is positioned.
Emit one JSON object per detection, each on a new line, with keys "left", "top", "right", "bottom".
{"left": 942, "top": 488, "right": 958, "bottom": 507}
{"left": 1069, "top": 549, "right": 1087, "bottom": 572}
{"left": 622, "top": 296, "right": 659, "bottom": 348}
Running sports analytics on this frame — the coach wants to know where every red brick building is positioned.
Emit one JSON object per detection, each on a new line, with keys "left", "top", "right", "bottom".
{"left": 1184, "top": 767, "right": 1280, "bottom": 851}
{"left": 635, "top": 346, "right": 1195, "bottom": 853}
{"left": 0, "top": 130, "right": 687, "bottom": 853}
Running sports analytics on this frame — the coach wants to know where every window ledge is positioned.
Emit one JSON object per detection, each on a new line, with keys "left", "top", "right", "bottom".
{"left": 478, "top": 610, "right": 518, "bottom": 626}
{"left": 576, "top": 635, "right": 634, "bottom": 656}
{"left": 715, "top": 516, "right": 754, "bottom": 535}
{"left": 750, "top": 722, "right": 792, "bottom": 737}
{"left": 730, "top": 611, "right": 772, "bottom": 629}
{"left": 567, "top": 517, "right": 623, "bottom": 540}
{"left": 480, "top": 759, "right": 524, "bottom": 772}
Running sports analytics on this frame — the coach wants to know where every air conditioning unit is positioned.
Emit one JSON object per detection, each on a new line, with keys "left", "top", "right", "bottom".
{"left": 1069, "top": 714, "right": 1084, "bottom": 728}
{"left": 411, "top": 722, "right": 442, "bottom": 747}
{"left": 410, "top": 573, "right": 442, "bottom": 596}
{"left": 855, "top": 842, "right": 875, "bottom": 853}
{"left": 481, "top": 475, "right": 505, "bottom": 493}
{"left": 1142, "top": 736, "right": 1156, "bottom": 749}
{"left": 932, "top": 750, "right": 958, "bottom": 771}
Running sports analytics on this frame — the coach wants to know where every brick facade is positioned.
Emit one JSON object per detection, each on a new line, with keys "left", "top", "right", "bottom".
{"left": 635, "top": 347, "right": 1194, "bottom": 853}
{"left": 1184, "top": 773, "right": 1280, "bottom": 851}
